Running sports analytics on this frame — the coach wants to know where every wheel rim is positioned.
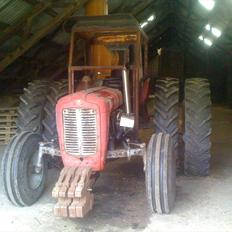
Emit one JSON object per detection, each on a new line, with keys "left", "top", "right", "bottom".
{"left": 27, "top": 150, "right": 44, "bottom": 190}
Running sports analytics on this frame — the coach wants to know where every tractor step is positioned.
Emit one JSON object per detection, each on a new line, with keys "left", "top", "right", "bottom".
{"left": 52, "top": 167, "right": 94, "bottom": 218}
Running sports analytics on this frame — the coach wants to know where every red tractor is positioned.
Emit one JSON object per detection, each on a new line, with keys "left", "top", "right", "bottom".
{"left": 2, "top": 0, "right": 211, "bottom": 218}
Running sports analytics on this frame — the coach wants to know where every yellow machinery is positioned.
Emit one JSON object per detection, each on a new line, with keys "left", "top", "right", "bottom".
{"left": 85, "top": 0, "right": 119, "bottom": 78}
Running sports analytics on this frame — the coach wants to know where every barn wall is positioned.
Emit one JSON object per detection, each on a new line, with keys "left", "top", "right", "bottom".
{"left": 148, "top": 48, "right": 184, "bottom": 78}
{"left": 184, "top": 53, "right": 227, "bottom": 103}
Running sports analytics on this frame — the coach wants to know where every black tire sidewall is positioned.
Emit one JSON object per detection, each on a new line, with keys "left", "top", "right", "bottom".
{"left": 146, "top": 133, "right": 176, "bottom": 214}
{"left": 13, "top": 132, "right": 46, "bottom": 206}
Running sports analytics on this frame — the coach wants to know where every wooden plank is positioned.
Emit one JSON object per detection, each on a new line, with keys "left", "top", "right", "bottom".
{"left": 0, "top": 120, "right": 17, "bottom": 124}
{"left": 0, "top": 127, "right": 16, "bottom": 130}
{"left": 23, "top": 0, "right": 57, "bottom": 17}
{"left": 0, "top": 127, "right": 17, "bottom": 132}
{"left": 0, "top": 113, "right": 17, "bottom": 116}
{"left": 0, "top": 107, "right": 17, "bottom": 111}
{"left": 0, "top": 125, "right": 17, "bottom": 129}
{"left": 0, "top": 107, "right": 17, "bottom": 145}
{"left": 0, "top": 115, "right": 17, "bottom": 118}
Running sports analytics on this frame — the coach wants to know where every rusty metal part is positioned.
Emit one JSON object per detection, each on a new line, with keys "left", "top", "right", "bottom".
{"left": 35, "top": 140, "right": 60, "bottom": 173}
{"left": 67, "top": 14, "right": 148, "bottom": 133}
{"left": 52, "top": 167, "right": 94, "bottom": 218}
{"left": 107, "top": 143, "right": 146, "bottom": 159}
{"left": 76, "top": 75, "right": 94, "bottom": 91}
{"left": 89, "top": 44, "right": 119, "bottom": 78}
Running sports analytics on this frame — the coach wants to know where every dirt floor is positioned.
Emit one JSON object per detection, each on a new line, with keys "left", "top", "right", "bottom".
{"left": 0, "top": 106, "right": 232, "bottom": 232}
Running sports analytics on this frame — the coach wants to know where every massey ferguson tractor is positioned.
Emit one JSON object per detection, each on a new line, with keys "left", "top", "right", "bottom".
{"left": 2, "top": 0, "right": 211, "bottom": 218}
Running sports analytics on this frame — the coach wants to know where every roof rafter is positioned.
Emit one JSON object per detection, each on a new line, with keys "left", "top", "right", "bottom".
{"left": 22, "top": 0, "right": 57, "bottom": 17}
{"left": 0, "top": 2, "right": 52, "bottom": 45}
{"left": 0, "top": 0, "right": 88, "bottom": 72}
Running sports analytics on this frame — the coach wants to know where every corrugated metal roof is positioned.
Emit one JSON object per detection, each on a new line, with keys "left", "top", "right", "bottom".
{"left": 0, "top": 0, "right": 54, "bottom": 53}
{"left": 0, "top": 0, "right": 32, "bottom": 25}
{"left": 0, "top": 0, "right": 232, "bottom": 74}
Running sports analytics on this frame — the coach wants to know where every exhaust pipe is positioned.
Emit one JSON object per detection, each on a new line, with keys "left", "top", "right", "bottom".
{"left": 122, "top": 68, "right": 131, "bottom": 114}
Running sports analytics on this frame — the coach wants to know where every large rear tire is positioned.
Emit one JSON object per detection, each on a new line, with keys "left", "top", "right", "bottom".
{"left": 154, "top": 78, "right": 179, "bottom": 148}
{"left": 42, "top": 80, "right": 68, "bottom": 168}
{"left": 43, "top": 80, "right": 68, "bottom": 142}
{"left": 1, "top": 131, "right": 47, "bottom": 206}
{"left": 17, "top": 80, "right": 50, "bottom": 134}
{"left": 146, "top": 133, "right": 176, "bottom": 214}
{"left": 184, "top": 78, "right": 212, "bottom": 176}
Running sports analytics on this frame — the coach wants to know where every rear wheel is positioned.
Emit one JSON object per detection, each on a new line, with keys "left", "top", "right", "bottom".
{"left": 1, "top": 131, "right": 46, "bottom": 206}
{"left": 42, "top": 80, "right": 68, "bottom": 168}
{"left": 154, "top": 78, "right": 181, "bottom": 170}
{"left": 43, "top": 80, "right": 68, "bottom": 142}
{"left": 17, "top": 80, "right": 50, "bottom": 134}
{"left": 184, "top": 78, "right": 212, "bottom": 176}
{"left": 146, "top": 133, "right": 176, "bottom": 214}
{"left": 154, "top": 78, "right": 179, "bottom": 148}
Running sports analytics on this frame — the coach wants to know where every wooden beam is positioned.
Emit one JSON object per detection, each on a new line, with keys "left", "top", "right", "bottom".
{"left": 0, "top": 2, "right": 51, "bottom": 45}
{"left": 148, "top": 15, "right": 173, "bottom": 40}
{"left": 144, "top": 0, "right": 176, "bottom": 37}
{"left": 146, "top": 11, "right": 173, "bottom": 35}
{"left": 0, "top": 0, "right": 88, "bottom": 72}
{"left": 22, "top": 0, "right": 57, "bottom": 17}
{"left": 150, "top": 28, "right": 172, "bottom": 46}
{"left": 182, "top": 0, "right": 193, "bottom": 35}
{"left": 176, "top": 29, "right": 229, "bottom": 57}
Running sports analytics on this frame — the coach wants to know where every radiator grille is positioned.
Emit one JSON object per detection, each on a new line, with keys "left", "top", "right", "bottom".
{"left": 63, "top": 108, "right": 97, "bottom": 156}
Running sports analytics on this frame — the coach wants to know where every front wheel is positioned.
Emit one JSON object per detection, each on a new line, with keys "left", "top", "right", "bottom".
{"left": 1, "top": 131, "right": 47, "bottom": 206}
{"left": 146, "top": 133, "right": 176, "bottom": 214}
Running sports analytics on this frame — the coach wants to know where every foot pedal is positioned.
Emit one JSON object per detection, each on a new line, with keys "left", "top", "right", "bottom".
{"left": 52, "top": 167, "right": 94, "bottom": 218}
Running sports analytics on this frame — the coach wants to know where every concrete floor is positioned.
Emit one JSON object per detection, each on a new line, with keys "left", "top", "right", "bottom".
{"left": 0, "top": 106, "right": 232, "bottom": 232}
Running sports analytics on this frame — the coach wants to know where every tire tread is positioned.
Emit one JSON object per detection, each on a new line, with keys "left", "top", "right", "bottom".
{"left": 184, "top": 78, "right": 212, "bottom": 176}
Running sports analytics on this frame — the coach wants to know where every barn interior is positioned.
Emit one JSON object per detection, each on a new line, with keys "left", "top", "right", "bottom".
{"left": 0, "top": 0, "right": 232, "bottom": 231}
